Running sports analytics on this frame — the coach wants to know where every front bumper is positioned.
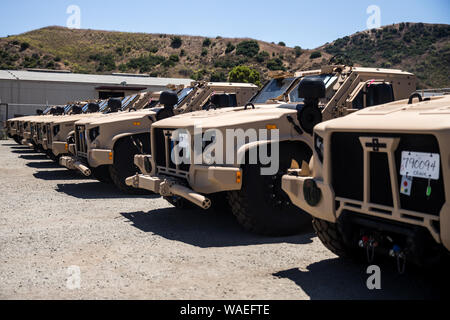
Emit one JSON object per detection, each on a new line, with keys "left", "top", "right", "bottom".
{"left": 282, "top": 173, "right": 335, "bottom": 222}
{"left": 126, "top": 155, "right": 242, "bottom": 209}
{"left": 281, "top": 173, "right": 449, "bottom": 250}
{"left": 86, "top": 149, "right": 113, "bottom": 167}
{"left": 52, "top": 141, "right": 68, "bottom": 156}
{"left": 126, "top": 174, "right": 212, "bottom": 209}
{"left": 60, "top": 156, "right": 92, "bottom": 176}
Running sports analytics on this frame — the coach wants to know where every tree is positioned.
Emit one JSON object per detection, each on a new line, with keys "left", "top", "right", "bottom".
{"left": 203, "top": 38, "right": 211, "bottom": 47}
{"left": 210, "top": 71, "right": 227, "bottom": 82}
{"left": 309, "top": 51, "right": 322, "bottom": 59}
{"left": 228, "top": 65, "right": 261, "bottom": 86}
{"left": 171, "top": 37, "right": 182, "bottom": 49}
{"left": 278, "top": 41, "right": 286, "bottom": 46}
{"left": 294, "top": 46, "right": 303, "bottom": 57}
{"left": 225, "top": 42, "right": 235, "bottom": 54}
{"left": 236, "top": 40, "right": 260, "bottom": 57}
{"left": 266, "top": 58, "right": 285, "bottom": 71}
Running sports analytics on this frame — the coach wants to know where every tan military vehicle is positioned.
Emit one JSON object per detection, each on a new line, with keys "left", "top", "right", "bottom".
{"left": 7, "top": 106, "right": 54, "bottom": 145}
{"left": 282, "top": 94, "right": 450, "bottom": 269}
{"left": 127, "top": 65, "right": 416, "bottom": 236}
{"left": 48, "top": 92, "right": 156, "bottom": 162}
{"left": 60, "top": 82, "right": 258, "bottom": 193}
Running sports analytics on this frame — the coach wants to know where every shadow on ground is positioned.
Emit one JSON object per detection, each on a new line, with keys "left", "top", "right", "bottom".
{"left": 121, "top": 208, "right": 315, "bottom": 248}
{"left": 273, "top": 258, "right": 446, "bottom": 300}
{"left": 33, "top": 169, "right": 87, "bottom": 181}
{"left": 56, "top": 181, "right": 160, "bottom": 200}
{"left": 26, "top": 161, "right": 60, "bottom": 169}
{"left": 2, "top": 143, "right": 23, "bottom": 147}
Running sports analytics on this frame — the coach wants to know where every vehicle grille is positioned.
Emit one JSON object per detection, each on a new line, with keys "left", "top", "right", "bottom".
{"left": 331, "top": 132, "right": 445, "bottom": 216}
{"left": 154, "top": 128, "right": 190, "bottom": 178}
{"left": 75, "top": 125, "right": 88, "bottom": 157}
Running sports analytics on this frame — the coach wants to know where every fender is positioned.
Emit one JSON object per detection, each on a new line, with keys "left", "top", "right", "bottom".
{"left": 111, "top": 130, "right": 151, "bottom": 150}
{"left": 236, "top": 134, "right": 314, "bottom": 165}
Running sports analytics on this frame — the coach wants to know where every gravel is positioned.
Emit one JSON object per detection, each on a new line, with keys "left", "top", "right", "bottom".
{"left": 0, "top": 141, "right": 445, "bottom": 300}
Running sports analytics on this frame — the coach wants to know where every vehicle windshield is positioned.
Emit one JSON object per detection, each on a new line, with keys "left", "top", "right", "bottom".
{"left": 175, "top": 88, "right": 194, "bottom": 108}
{"left": 43, "top": 107, "right": 52, "bottom": 115}
{"left": 64, "top": 105, "right": 73, "bottom": 114}
{"left": 99, "top": 100, "right": 109, "bottom": 112}
{"left": 251, "top": 77, "right": 296, "bottom": 104}
{"left": 289, "top": 74, "right": 338, "bottom": 102}
{"left": 121, "top": 94, "right": 138, "bottom": 110}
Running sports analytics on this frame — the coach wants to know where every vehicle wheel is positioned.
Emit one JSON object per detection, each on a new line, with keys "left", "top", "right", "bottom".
{"left": 109, "top": 134, "right": 152, "bottom": 194}
{"left": 227, "top": 142, "right": 313, "bottom": 236}
{"left": 312, "top": 218, "right": 357, "bottom": 258}
{"left": 13, "top": 136, "right": 21, "bottom": 144}
{"left": 92, "top": 165, "right": 112, "bottom": 184}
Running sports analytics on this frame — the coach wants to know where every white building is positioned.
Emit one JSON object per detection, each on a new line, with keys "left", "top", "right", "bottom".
{"left": 0, "top": 69, "right": 192, "bottom": 122}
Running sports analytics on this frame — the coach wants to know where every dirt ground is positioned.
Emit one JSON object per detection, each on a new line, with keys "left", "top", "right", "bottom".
{"left": 0, "top": 141, "right": 445, "bottom": 300}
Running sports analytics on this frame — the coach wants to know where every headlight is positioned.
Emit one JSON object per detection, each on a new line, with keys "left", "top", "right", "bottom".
{"left": 53, "top": 125, "right": 60, "bottom": 136}
{"left": 89, "top": 127, "right": 100, "bottom": 141}
{"left": 314, "top": 133, "right": 324, "bottom": 163}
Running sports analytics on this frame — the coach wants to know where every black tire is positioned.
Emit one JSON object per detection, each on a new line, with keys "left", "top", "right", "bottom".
{"left": 13, "top": 136, "right": 21, "bottom": 145}
{"left": 109, "top": 134, "right": 152, "bottom": 194}
{"left": 92, "top": 165, "right": 112, "bottom": 184}
{"left": 227, "top": 142, "right": 313, "bottom": 236}
{"left": 312, "top": 218, "right": 356, "bottom": 258}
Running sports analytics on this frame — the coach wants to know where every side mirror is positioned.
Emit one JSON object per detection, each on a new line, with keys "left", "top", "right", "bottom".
{"left": 297, "top": 77, "right": 325, "bottom": 135}
{"left": 159, "top": 91, "right": 178, "bottom": 108}
{"left": 87, "top": 103, "right": 100, "bottom": 113}
{"left": 107, "top": 98, "right": 122, "bottom": 113}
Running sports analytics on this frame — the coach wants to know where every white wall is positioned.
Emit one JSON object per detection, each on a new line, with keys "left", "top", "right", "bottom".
{"left": 0, "top": 79, "right": 166, "bottom": 122}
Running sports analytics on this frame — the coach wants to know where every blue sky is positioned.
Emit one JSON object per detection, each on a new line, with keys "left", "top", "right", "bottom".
{"left": 0, "top": 0, "right": 448, "bottom": 48}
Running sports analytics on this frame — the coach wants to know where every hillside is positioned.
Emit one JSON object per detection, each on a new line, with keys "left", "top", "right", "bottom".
{"left": 0, "top": 23, "right": 449, "bottom": 88}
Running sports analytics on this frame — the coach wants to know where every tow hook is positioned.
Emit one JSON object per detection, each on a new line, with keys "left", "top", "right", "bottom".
{"left": 358, "top": 236, "right": 378, "bottom": 263}
{"left": 389, "top": 245, "right": 407, "bottom": 274}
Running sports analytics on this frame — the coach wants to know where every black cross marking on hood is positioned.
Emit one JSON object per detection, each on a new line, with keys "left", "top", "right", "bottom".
{"left": 366, "top": 138, "right": 387, "bottom": 152}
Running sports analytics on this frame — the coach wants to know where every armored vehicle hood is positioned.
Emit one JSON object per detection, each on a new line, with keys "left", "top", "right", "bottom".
{"left": 316, "top": 96, "right": 450, "bottom": 132}
{"left": 152, "top": 103, "right": 291, "bottom": 130}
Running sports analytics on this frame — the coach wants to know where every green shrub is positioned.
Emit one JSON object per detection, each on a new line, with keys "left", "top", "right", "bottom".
{"left": 228, "top": 65, "right": 261, "bottom": 86}
{"left": 266, "top": 58, "right": 285, "bottom": 71}
{"left": 202, "top": 38, "right": 211, "bottom": 47}
{"left": 127, "top": 54, "right": 165, "bottom": 72}
{"left": 201, "top": 48, "right": 208, "bottom": 57}
{"left": 210, "top": 71, "right": 227, "bottom": 82}
{"left": 278, "top": 41, "right": 286, "bottom": 47}
{"left": 256, "top": 51, "right": 269, "bottom": 62}
{"left": 225, "top": 42, "right": 235, "bottom": 54}
{"left": 20, "top": 42, "right": 30, "bottom": 51}
{"left": 294, "top": 46, "right": 303, "bottom": 57}
{"left": 309, "top": 51, "right": 322, "bottom": 59}
{"left": 170, "top": 37, "right": 182, "bottom": 49}
{"left": 236, "top": 40, "right": 260, "bottom": 57}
